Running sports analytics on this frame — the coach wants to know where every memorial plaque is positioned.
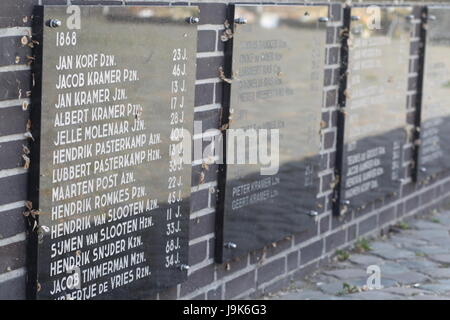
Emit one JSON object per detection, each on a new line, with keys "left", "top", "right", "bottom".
{"left": 30, "top": 6, "right": 198, "bottom": 299}
{"left": 417, "top": 7, "right": 450, "bottom": 180}
{"left": 216, "top": 5, "right": 328, "bottom": 262}
{"left": 335, "top": 6, "right": 412, "bottom": 216}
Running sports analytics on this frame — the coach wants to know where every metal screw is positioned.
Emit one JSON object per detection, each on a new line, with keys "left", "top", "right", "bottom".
{"left": 318, "top": 17, "right": 329, "bottom": 23}
{"left": 186, "top": 16, "right": 199, "bottom": 24}
{"left": 224, "top": 242, "right": 237, "bottom": 249}
{"left": 48, "top": 19, "right": 62, "bottom": 28}
{"left": 179, "top": 264, "right": 190, "bottom": 271}
{"left": 307, "top": 210, "right": 319, "bottom": 217}
{"left": 341, "top": 200, "right": 351, "bottom": 206}
{"left": 351, "top": 16, "right": 360, "bottom": 21}
{"left": 428, "top": 15, "right": 437, "bottom": 21}
{"left": 234, "top": 17, "right": 247, "bottom": 24}
{"left": 420, "top": 167, "right": 427, "bottom": 173}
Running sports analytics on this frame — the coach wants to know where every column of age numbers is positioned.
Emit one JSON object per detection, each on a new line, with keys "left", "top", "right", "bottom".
{"left": 165, "top": 48, "right": 188, "bottom": 269}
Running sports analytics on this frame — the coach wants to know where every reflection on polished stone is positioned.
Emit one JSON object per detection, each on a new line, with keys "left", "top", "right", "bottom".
{"left": 217, "top": 5, "right": 328, "bottom": 263}
{"left": 417, "top": 7, "right": 450, "bottom": 181}
{"left": 33, "top": 6, "right": 197, "bottom": 299}
{"left": 337, "top": 6, "right": 412, "bottom": 216}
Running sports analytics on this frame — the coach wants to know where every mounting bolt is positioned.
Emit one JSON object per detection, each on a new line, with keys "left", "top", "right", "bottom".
{"left": 318, "top": 17, "right": 329, "bottom": 23}
{"left": 341, "top": 200, "right": 351, "bottom": 206}
{"left": 420, "top": 167, "right": 427, "bottom": 173}
{"left": 351, "top": 16, "right": 360, "bottom": 21}
{"left": 234, "top": 17, "right": 247, "bottom": 24}
{"left": 48, "top": 19, "right": 62, "bottom": 28}
{"left": 428, "top": 15, "right": 437, "bottom": 21}
{"left": 179, "top": 264, "right": 190, "bottom": 271}
{"left": 224, "top": 242, "right": 237, "bottom": 249}
{"left": 307, "top": 210, "right": 319, "bottom": 217}
{"left": 186, "top": 16, "right": 199, "bottom": 24}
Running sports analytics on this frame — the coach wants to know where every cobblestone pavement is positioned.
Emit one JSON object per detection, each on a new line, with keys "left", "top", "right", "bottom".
{"left": 264, "top": 210, "right": 450, "bottom": 300}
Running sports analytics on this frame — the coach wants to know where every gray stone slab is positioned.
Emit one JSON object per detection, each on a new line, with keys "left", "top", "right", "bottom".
{"left": 317, "top": 278, "right": 397, "bottom": 295}
{"left": 370, "top": 242, "right": 398, "bottom": 251}
{"left": 398, "top": 258, "right": 439, "bottom": 271}
{"left": 371, "top": 248, "right": 416, "bottom": 260}
{"left": 383, "top": 287, "right": 433, "bottom": 297}
{"left": 388, "top": 235, "right": 428, "bottom": 247}
{"left": 323, "top": 268, "right": 368, "bottom": 280}
{"left": 408, "top": 295, "right": 450, "bottom": 300}
{"left": 348, "top": 254, "right": 385, "bottom": 266}
{"left": 419, "top": 281, "right": 450, "bottom": 294}
{"left": 380, "top": 262, "right": 411, "bottom": 275}
{"left": 429, "top": 254, "right": 450, "bottom": 265}
{"left": 342, "top": 290, "right": 404, "bottom": 300}
{"left": 275, "top": 290, "right": 341, "bottom": 300}
{"left": 413, "top": 245, "right": 450, "bottom": 256}
{"left": 384, "top": 271, "right": 430, "bottom": 285}
{"left": 412, "top": 220, "right": 448, "bottom": 230}
{"left": 421, "top": 268, "right": 450, "bottom": 279}
{"left": 413, "top": 230, "right": 450, "bottom": 241}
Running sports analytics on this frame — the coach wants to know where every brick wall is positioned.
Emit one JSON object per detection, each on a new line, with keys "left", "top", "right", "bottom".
{"left": 1, "top": 0, "right": 449, "bottom": 300}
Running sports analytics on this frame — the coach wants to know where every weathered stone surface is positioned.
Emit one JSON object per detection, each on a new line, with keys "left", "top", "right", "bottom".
{"left": 388, "top": 235, "right": 428, "bottom": 247}
{"left": 419, "top": 280, "right": 450, "bottom": 294}
{"left": 371, "top": 247, "right": 416, "bottom": 260}
{"left": 384, "top": 271, "right": 430, "bottom": 285}
{"left": 275, "top": 290, "right": 341, "bottom": 300}
{"left": 398, "top": 259, "right": 439, "bottom": 271}
{"left": 421, "top": 268, "right": 450, "bottom": 279}
{"left": 348, "top": 254, "right": 385, "bottom": 266}
{"left": 379, "top": 262, "right": 411, "bottom": 275}
{"left": 384, "top": 287, "right": 432, "bottom": 297}
{"left": 323, "top": 268, "right": 367, "bottom": 280}
{"left": 264, "top": 212, "right": 450, "bottom": 301}
{"left": 413, "top": 246, "right": 450, "bottom": 256}
{"left": 412, "top": 220, "right": 447, "bottom": 230}
{"left": 429, "top": 254, "right": 450, "bottom": 265}
{"left": 343, "top": 290, "right": 403, "bottom": 300}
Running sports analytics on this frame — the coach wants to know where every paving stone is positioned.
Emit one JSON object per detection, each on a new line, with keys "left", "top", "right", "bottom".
{"left": 384, "top": 271, "right": 430, "bottom": 285}
{"left": 413, "top": 246, "right": 450, "bottom": 256}
{"left": 323, "top": 268, "right": 367, "bottom": 280}
{"left": 274, "top": 290, "right": 341, "bottom": 300}
{"left": 419, "top": 280, "right": 450, "bottom": 294}
{"left": 317, "top": 278, "right": 397, "bottom": 295}
{"left": 348, "top": 254, "right": 385, "bottom": 266}
{"left": 371, "top": 248, "right": 416, "bottom": 260}
{"left": 408, "top": 295, "right": 450, "bottom": 300}
{"left": 388, "top": 235, "right": 428, "bottom": 247}
{"left": 342, "top": 290, "right": 404, "bottom": 300}
{"left": 421, "top": 268, "right": 450, "bottom": 279}
{"left": 377, "top": 262, "right": 411, "bottom": 275}
{"left": 429, "top": 254, "right": 450, "bottom": 265}
{"left": 413, "top": 230, "right": 450, "bottom": 241}
{"left": 265, "top": 214, "right": 450, "bottom": 301}
{"left": 370, "top": 242, "right": 398, "bottom": 251}
{"left": 398, "top": 258, "right": 439, "bottom": 271}
{"left": 412, "top": 220, "right": 448, "bottom": 230}
{"left": 383, "top": 287, "right": 432, "bottom": 297}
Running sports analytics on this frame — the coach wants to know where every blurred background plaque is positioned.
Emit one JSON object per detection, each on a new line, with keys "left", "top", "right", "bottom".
{"left": 216, "top": 5, "right": 328, "bottom": 262}
{"left": 417, "top": 7, "right": 450, "bottom": 181}
{"left": 335, "top": 6, "right": 412, "bottom": 216}
{"left": 30, "top": 6, "right": 198, "bottom": 299}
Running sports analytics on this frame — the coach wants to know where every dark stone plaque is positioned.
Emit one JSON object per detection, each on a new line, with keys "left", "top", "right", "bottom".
{"left": 417, "top": 7, "right": 450, "bottom": 180}
{"left": 216, "top": 5, "right": 328, "bottom": 262}
{"left": 335, "top": 6, "right": 412, "bottom": 216}
{"left": 30, "top": 6, "right": 198, "bottom": 299}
